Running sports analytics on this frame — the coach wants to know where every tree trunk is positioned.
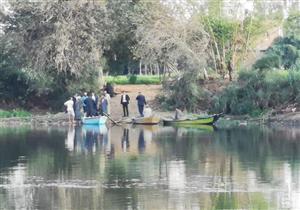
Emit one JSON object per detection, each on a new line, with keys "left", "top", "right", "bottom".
{"left": 210, "top": 42, "right": 218, "bottom": 72}
{"left": 139, "top": 60, "right": 142, "bottom": 75}
{"left": 203, "top": 68, "right": 208, "bottom": 80}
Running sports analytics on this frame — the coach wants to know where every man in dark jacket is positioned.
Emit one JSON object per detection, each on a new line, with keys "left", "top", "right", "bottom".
{"left": 84, "top": 93, "right": 97, "bottom": 117}
{"left": 136, "top": 92, "right": 146, "bottom": 117}
{"left": 120, "top": 91, "right": 130, "bottom": 117}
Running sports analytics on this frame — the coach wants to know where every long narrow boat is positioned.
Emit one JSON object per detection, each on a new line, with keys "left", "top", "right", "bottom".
{"left": 82, "top": 116, "right": 107, "bottom": 125}
{"left": 132, "top": 116, "right": 160, "bottom": 125}
{"left": 163, "top": 114, "right": 221, "bottom": 126}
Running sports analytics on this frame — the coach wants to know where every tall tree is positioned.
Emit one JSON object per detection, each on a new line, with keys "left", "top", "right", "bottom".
{"left": 103, "top": 0, "right": 139, "bottom": 75}
{"left": 2, "top": 1, "right": 107, "bottom": 77}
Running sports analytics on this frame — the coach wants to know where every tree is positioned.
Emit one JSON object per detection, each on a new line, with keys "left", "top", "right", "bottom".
{"left": 133, "top": 1, "right": 210, "bottom": 111}
{"left": 103, "top": 0, "right": 139, "bottom": 75}
{"left": 2, "top": 1, "right": 107, "bottom": 77}
{"left": 284, "top": 12, "right": 300, "bottom": 39}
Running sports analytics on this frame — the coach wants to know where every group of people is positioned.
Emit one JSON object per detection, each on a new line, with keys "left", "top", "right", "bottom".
{"left": 120, "top": 91, "right": 151, "bottom": 118}
{"left": 64, "top": 91, "right": 111, "bottom": 124}
{"left": 64, "top": 89, "right": 152, "bottom": 124}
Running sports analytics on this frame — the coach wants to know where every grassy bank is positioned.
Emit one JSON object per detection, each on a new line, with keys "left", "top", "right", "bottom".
{"left": 0, "top": 109, "right": 31, "bottom": 118}
{"left": 105, "top": 75, "right": 161, "bottom": 85}
{"left": 212, "top": 69, "right": 300, "bottom": 117}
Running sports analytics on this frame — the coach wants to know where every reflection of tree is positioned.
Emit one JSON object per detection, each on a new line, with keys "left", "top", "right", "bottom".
{"left": 214, "top": 127, "right": 300, "bottom": 182}
{"left": 0, "top": 128, "right": 70, "bottom": 174}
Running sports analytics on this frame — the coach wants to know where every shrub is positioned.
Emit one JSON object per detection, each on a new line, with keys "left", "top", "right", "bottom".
{"left": 128, "top": 75, "right": 137, "bottom": 84}
{"left": 253, "top": 54, "right": 281, "bottom": 70}
{"left": 212, "top": 68, "right": 300, "bottom": 115}
{"left": 105, "top": 75, "right": 161, "bottom": 85}
{"left": 0, "top": 109, "right": 31, "bottom": 118}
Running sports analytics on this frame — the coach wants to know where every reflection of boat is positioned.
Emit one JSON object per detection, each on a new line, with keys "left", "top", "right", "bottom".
{"left": 82, "top": 116, "right": 107, "bottom": 125}
{"left": 132, "top": 116, "right": 160, "bottom": 125}
{"left": 175, "top": 124, "right": 215, "bottom": 132}
{"left": 163, "top": 114, "right": 221, "bottom": 126}
{"left": 82, "top": 124, "right": 108, "bottom": 134}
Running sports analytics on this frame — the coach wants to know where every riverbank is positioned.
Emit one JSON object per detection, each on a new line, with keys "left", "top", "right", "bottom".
{"left": 1, "top": 84, "right": 300, "bottom": 127}
{"left": 2, "top": 110, "right": 300, "bottom": 129}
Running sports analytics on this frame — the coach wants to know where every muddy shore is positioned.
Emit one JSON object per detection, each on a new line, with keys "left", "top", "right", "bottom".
{"left": 1, "top": 84, "right": 300, "bottom": 127}
{"left": 1, "top": 111, "right": 300, "bottom": 128}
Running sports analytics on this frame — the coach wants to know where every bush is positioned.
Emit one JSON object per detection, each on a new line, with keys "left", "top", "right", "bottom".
{"left": 105, "top": 75, "right": 161, "bottom": 85}
{"left": 128, "top": 75, "right": 137, "bottom": 84}
{"left": 158, "top": 71, "right": 212, "bottom": 112}
{"left": 254, "top": 36, "right": 300, "bottom": 71}
{"left": 0, "top": 109, "right": 31, "bottom": 118}
{"left": 212, "top": 68, "right": 300, "bottom": 115}
{"left": 253, "top": 54, "right": 281, "bottom": 70}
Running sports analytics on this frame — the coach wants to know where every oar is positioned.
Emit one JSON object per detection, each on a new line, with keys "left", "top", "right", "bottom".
{"left": 103, "top": 113, "right": 120, "bottom": 125}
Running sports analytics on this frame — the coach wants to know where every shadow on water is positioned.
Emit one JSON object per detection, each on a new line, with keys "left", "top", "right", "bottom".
{"left": 1, "top": 125, "right": 300, "bottom": 209}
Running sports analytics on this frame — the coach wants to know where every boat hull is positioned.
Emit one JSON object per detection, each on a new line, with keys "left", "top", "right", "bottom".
{"left": 82, "top": 116, "right": 107, "bottom": 125}
{"left": 132, "top": 116, "right": 160, "bottom": 125}
{"left": 163, "top": 114, "right": 221, "bottom": 126}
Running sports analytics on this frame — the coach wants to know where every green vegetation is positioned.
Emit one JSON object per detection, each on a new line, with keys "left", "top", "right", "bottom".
{"left": 0, "top": 0, "right": 299, "bottom": 114}
{"left": 105, "top": 75, "right": 161, "bottom": 85}
{"left": 0, "top": 109, "right": 31, "bottom": 118}
{"left": 212, "top": 35, "right": 300, "bottom": 116}
{"left": 284, "top": 12, "right": 300, "bottom": 39}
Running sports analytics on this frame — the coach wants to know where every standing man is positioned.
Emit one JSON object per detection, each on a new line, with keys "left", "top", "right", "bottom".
{"left": 136, "top": 92, "right": 146, "bottom": 117}
{"left": 85, "top": 93, "right": 97, "bottom": 117}
{"left": 64, "top": 97, "right": 75, "bottom": 124}
{"left": 101, "top": 94, "right": 108, "bottom": 115}
{"left": 104, "top": 90, "right": 111, "bottom": 115}
{"left": 81, "top": 92, "right": 88, "bottom": 116}
{"left": 120, "top": 91, "right": 130, "bottom": 117}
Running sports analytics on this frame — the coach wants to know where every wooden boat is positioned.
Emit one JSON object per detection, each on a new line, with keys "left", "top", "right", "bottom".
{"left": 82, "top": 116, "right": 107, "bottom": 125}
{"left": 163, "top": 114, "right": 221, "bottom": 126}
{"left": 132, "top": 116, "right": 160, "bottom": 125}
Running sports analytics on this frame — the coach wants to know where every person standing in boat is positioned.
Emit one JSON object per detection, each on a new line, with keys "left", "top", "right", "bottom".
{"left": 74, "top": 96, "right": 83, "bottom": 122}
{"left": 81, "top": 92, "right": 88, "bottom": 116}
{"left": 120, "top": 91, "right": 130, "bottom": 117}
{"left": 136, "top": 92, "right": 146, "bottom": 117}
{"left": 85, "top": 93, "right": 97, "bottom": 117}
{"left": 91, "top": 92, "right": 99, "bottom": 114}
{"left": 64, "top": 97, "right": 75, "bottom": 124}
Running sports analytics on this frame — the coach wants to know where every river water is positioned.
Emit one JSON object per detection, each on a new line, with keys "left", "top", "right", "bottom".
{"left": 0, "top": 124, "right": 300, "bottom": 209}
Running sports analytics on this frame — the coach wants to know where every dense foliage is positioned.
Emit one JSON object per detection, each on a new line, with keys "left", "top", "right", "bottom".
{"left": 213, "top": 35, "right": 300, "bottom": 116}
{"left": 254, "top": 37, "right": 300, "bottom": 70}
{"left": 0, "top": 0, "right": 299, "bottom": 113}
{"left": 105, "top": 75, "right": 161, "bottom": 85}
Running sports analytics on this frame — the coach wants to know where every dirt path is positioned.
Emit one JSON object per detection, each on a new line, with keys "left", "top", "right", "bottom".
{"left": 109, "top": 85, "right": 162, "bottom": 120}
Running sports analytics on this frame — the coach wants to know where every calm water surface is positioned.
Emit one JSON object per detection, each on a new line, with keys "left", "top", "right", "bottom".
{"left": 0, "top": 124, "right": 300, "bottom": 209}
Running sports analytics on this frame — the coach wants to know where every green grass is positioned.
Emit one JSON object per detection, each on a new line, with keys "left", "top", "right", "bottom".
{"left": 0, "top": 109, "right": 31, "bottom": 118}
{"left": 105, "top": 75, "right": 161, "bottom": 85}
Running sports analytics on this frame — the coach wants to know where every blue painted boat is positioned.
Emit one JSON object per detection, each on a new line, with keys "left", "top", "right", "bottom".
{"left": 82, "top": 116, "right": 107, "bottom": 125}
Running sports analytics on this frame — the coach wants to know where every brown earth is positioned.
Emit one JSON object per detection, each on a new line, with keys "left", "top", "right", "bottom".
{"left": 109, "top": 84, "right": 163, "bottom": 121}
{"left": 2, "top": 83, "right": 300, "bottom": 127}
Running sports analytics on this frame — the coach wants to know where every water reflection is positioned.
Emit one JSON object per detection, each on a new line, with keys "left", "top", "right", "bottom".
{"left": 2, "top": 125, "right": 300, "bottom": 209}
{"left": 121, "top": 128, "right": 129, "bottom": 152}
{"left": 138, "top": 129, "right": 145, "bottom": 153}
